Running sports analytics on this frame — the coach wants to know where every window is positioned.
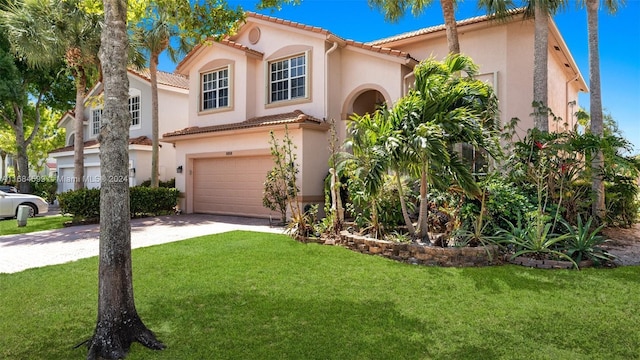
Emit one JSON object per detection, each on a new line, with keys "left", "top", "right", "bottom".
{"left": 129, "top": 95, "right": 140, "bottom": 127}
{"left": 461, "top": 143, "right": 489, "bottom": 175}
{"left": 201, "top": 68, "right": 229, "bottom": 111}
{"left": 91, "top": 109, "right": 102, "bottom": 136}
{"left": 269, "top": 54, "right": 306, "bottom": 103}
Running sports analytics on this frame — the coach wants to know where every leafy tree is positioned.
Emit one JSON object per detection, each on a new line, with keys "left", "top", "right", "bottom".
{"left": 368, "top": 0, "right": 461, "bottom": 54}
{"left": 1, "top": 0, "right": 102, "bottom": 190}
{"left": 27, "top": 108, "right": 66, "bottom": 174}
{"left": 0, "top": 24, "right": 73, "bottom": 193}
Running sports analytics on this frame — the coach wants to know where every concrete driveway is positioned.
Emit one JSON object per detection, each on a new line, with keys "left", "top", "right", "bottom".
{"left": 0, "top": 214, "right": 285, "bottom": 274}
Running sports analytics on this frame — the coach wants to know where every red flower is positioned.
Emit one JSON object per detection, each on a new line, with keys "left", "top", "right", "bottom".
{"left": 534, "top": 141, "right": 546, "bottom": 150}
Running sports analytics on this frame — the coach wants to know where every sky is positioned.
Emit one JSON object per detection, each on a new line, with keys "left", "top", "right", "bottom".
{"left": 159, "top": 0, "right": 640, "bottom": 155}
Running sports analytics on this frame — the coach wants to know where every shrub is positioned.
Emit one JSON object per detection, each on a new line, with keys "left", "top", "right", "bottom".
{"left": 30, "top": 176, "right": 58, "bottom": 203}
{"left": 58, "top": 188, "right": 101, "bottom": 220}
{"left": 58, "top": 187, "right": 179, "bottom": 220}
{"left": 139, "top": 178, "right": 176, "bottom": 188}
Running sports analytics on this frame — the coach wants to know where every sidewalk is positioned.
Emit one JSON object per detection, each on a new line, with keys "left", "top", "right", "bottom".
{"left": 0, "top": 214, "right": 285, "bottom": 274}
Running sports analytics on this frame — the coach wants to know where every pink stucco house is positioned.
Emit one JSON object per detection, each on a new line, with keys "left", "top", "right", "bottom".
{"left": 161, "top": 10, "right": 587, "bottom": 218}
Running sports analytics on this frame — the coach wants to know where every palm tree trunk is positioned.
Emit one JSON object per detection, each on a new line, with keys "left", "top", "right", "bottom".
{"left": 533, "top": 5, "right": 549, "bottom": 132}
{"left": 87, "top": 0, "right": 164, "bottom": 358}
{"left": 73, "top": 69, "right": 87, "bottom": 190}
{"left": 394, "top": 169, "right": 416, "bottom": 236}
{"left": 150, "top": 52, "right": 160, "bottom": 188}
{"left": 1, "top": 150, "right": 6, "bottom": 179}
{"left": 416, "top": 163, "right": 431, "bottom": 242}
{"left": 440, "top": 0, "right": 460, "bottom": 54}
{"left": 587, "top": 0, "right": 606, "bottom": 220}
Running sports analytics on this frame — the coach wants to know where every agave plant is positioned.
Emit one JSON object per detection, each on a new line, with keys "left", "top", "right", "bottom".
{"left": 559, "top": 215, "right": 615, "bottom": 265}
{"left": 497, "top": 213, "right": 576, "bottom": 268}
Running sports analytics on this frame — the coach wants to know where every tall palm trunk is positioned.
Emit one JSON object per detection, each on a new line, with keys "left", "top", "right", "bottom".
{"left": 533, "top": 5, "right": 549, "bottom": 132}
{"left": 440, "top": 0, "right": 460, "bottom": 54}
{"left": 150, "top": 51, "right": 160, "bottom": 188}
{"left": 416, "top": 163, "right": 431, "bottom": 242}
{"left": 73, "top": 68, "right": 87, "bottom": 190}
{"left": 587, "top": 0, "right": 606, "bottom": 220}
{"left": 87, "top": 0, "right": 164, "bottom": 357}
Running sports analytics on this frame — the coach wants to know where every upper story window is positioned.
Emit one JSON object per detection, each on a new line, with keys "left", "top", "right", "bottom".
{"left": 129, "top": 95, "right": 141, "bottom": 127}
{"left": 201, "top": 67, "right": 229, "bottom": 111}
{"left": 91, "top": 109, "right": 102, "bottom": 136}
{"left": 269, "top": 54, "right": 307, "bottom": 103}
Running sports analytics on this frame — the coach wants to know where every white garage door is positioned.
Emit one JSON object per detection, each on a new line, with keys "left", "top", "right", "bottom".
{"left": 192, "top": 156, "right": 280, "bottom": 218}
{"left": 85, "top": 166, "right": 101, "bottom": 189}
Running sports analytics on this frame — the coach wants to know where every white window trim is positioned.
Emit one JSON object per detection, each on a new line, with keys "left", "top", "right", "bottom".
{"left": 129, "top": 95, "right": 141, "bottom": 130}
{"left": 91, "top": 109, "right": 102, "bottom": 137}
{"left": 266, "top": 51, "right": 310, "bottom": 106}
{"left": 199, "top": 65, "right": 232, "bottom": 114}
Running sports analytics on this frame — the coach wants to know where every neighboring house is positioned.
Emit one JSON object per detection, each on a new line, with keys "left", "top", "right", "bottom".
{"left": 161, "top": 10, "right": 586, "bottom": 218}
{"left": 50, "top": 69, "right": 189, "bottom": 192}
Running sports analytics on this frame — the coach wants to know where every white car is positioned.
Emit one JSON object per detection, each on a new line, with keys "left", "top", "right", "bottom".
{"left": 0, "top": 190, "right": 49, "bottom": 218}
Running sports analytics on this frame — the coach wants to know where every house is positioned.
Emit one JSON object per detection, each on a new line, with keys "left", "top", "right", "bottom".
{"left": 50, "top": 69, "right": 189, "bottom": 192}
{"left": 161, "top": 10, "right": 586, "bottom": 218}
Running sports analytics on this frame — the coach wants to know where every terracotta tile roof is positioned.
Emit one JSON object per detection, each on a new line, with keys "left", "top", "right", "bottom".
{"left": 344, "top": 40, "right": 417, "bottom": 62}
{"left": 176, "top": 37, "right": 264, "bottom": 73}
{"left": 369, "top": 8, "right": 526, "bottom": 46}
{"left": 49, "top": 136, "right": 152, "bottom": 154}
{"left": 245, "top": 12, "right": 415, "bottom": 62}
{"left": 246, "top": 11, "right": 334, "bottom": 37}
{"left": 128, "top": 68, "right": 189, "bottom": 89}
{"left": 219, "top": 38, "right": 264, "bottom": 58}
{"left": 163, "top": 110, "right": 324, "bottom": 138}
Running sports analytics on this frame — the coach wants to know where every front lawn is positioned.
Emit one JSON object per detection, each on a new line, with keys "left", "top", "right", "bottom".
{"left": 0, "top": 215, "right": 73, "bottom": 236}
{"left": 1, "top": 231, "right": 638, "bottom": 359}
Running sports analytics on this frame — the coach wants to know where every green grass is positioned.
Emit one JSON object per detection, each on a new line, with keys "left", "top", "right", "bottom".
{"left": 0, "top": 215, "right": 73, "bottom": 235}
{"left": 1, "top": 231, "right": 639, "bottom": 359}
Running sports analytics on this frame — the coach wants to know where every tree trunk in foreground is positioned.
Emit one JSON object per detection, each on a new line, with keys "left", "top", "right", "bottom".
{"left": 73, "top": 69, "right": 87, "bottom": 190}
{"left": 86, "top": 0, "right": 164, "bottom": 358}
{"left": 587, "top": 0, "right": 606, "bottom": 221}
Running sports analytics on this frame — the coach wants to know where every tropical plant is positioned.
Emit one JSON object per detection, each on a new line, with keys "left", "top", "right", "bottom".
{"left": 559, "top": 215, "right": 613, "bottom": 265}
{"left": 497, "top": 214, "right": 576, "bottom": 267}
{"left": 393, "top": 54, "right": 501, "bottom": 241}
{"left": 341, "top": 110, "right": 397, "bottom": 238}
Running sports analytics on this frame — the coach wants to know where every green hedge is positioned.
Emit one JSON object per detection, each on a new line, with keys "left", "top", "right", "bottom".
{"left": 58, "top": 187, "right": 179, "bottom": 220}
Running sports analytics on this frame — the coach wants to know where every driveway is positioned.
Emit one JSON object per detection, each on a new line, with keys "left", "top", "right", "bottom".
{"left": 0, "top": 214, "right": 285, "bottom": 274}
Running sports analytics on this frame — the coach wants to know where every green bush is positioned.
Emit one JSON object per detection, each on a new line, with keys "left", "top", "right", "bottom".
{"left": 139, "top": 178, "right": 176, "bottom": 188}
{"left": 57, "top": 188, "right": 101, "bottom": 220}
{"left": 58, "top": 187, "right": 179, "bottom": 220}
{"left": 30, "top": 176, "right": 58, "bottom": 203}
{"left": 130, "top": 186, "right": 179, "bottom": 216}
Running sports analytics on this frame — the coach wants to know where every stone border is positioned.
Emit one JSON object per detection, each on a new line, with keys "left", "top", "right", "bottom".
{"left": 313, "top": 231, "right": 500, "bottom": 267}
{"left": 507, "top": 256, "right": 592, "bottom": 269}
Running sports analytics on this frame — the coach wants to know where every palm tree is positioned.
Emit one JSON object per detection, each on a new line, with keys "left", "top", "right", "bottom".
{"left": 368, "top": 0, "right": 461, "bottom": 54}
{"left": 86, "top": 0, "right": 164, "bottom": 358}
{"left": 583, "top": 0, "right": 621, "bottom": 221}
{"left": 342, "top": 110, "right": 397, "bottom": 238}
{"left": 398, "top": 54, "right": 501, "bottom": 240}
{"left": 1, "top": 0, "right": 102, "bottom": 190}
{"left": 480, "top": 0, "right": 565, "bottom": 133}
{"left": 131, "top": 6, "right": 194, "bottom": 188}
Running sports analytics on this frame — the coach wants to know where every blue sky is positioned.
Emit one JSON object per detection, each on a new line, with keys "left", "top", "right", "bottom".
{"left": 160, "top": 0, "right": 640, "bottom": 155}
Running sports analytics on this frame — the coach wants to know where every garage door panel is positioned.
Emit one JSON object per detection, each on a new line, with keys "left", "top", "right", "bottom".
{"left": 193, "top": 156, "right": 279, "bottom": 218}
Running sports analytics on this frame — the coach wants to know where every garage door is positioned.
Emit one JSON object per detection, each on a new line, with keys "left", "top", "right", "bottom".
{"left": 192, "top": 156, "right": 280, "bottom": 218}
